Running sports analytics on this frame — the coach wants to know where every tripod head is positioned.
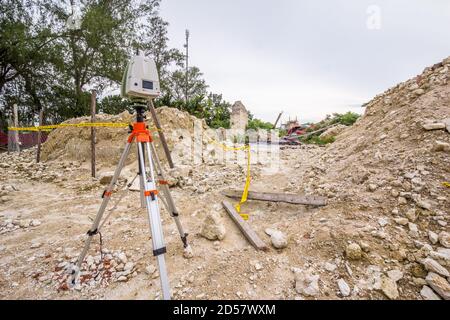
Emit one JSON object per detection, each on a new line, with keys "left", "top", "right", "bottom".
{"left": 130, "top": 98, "right": 148, "bottom": 123}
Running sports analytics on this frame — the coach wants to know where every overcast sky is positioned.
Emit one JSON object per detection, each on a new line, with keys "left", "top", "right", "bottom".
{"left": 160, "top": 0, "right": 450, "bottom": 123}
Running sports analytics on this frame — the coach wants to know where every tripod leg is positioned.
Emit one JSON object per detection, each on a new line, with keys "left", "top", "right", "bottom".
{"left": 149, "top": 142, "right": 190, "bottom": 249}
{"left": 70, "top": 142, "right": 133, "bottom": 285}
{"left": 139, "top": 142, "right": 171, "bottom": 300}
{"left": 137, "top": 144, "right": 146, "bottom": 209}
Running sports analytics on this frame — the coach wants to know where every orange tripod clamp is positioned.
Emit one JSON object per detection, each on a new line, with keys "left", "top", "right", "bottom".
{"left": 127, "top": 122, "right": 152, "bottom": 143}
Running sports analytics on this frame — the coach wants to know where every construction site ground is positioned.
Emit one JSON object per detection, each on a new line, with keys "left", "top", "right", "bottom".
{"left": 1, "top": 56, "right": 449, "bottom": 300}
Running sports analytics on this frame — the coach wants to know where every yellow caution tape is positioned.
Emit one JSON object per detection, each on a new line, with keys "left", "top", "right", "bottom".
{"left": 8, "top": 122, "right": 129, "bottom": 131}
{"left": 443, "top": 182, "right": 450, "bottom": 188}
{"left": 8, "top": 122, "right": 164, "bottom": 132}
{"left": 10, "top": 122, "right": 252, "bottom": 218}
{"left": 206, "top": 135, "right": 252, "bottom": 220}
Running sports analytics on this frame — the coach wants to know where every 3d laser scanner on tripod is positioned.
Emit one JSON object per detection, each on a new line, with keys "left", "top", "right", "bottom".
{"left": 69, "top": 52, "right": 193, "bottom": 300}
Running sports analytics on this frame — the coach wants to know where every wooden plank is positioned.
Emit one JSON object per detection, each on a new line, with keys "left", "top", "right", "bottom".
{"left": 13, "top": 104, "right": 20, "bottom": 152}
{"left": 148, "top": 100, "right": 175, "bottom": 169}
{"left": 90, "top": 90, "right": 96, "bottom": 178}
{"left": 222, "top": 201, "right": 268, "bottom": 251}
{"left": 222, "top": 190, "right": 327, "bottom": 206}
{"left": 36, "top": 108, "right": 44, "bottom": 163}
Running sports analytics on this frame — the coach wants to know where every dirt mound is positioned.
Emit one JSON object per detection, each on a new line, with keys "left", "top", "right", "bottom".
{"left": 313, "top": 56, "right": 450, "bottom": 204}
{"left": 41, "top": 107, "right": 211, "bottom": 167}
{"left": 293, "top": 56, "right": 450, "bottom": 300}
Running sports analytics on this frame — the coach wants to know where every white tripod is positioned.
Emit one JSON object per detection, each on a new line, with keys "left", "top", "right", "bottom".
{"left": 70, "top": 104, "right": 190, "bottom": 300}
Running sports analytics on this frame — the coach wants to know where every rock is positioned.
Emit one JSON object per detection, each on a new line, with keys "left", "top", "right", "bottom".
{"left": 438, "top": 232, "right": 450, "bottom": 248}
{"left": 337, "top": 279, "right": 351, "bottom": 297}
{"left": 319, "top": 124, "right": 347, "bottom": 139}
{"left": 183, "top": 245, "right": 194, "bottom": 259}
{"left": 324, "top": 262, "right": 337, "bottom": 272}
{"left": 30, "top": 242, "right": 42, "bottom": 249}
{"left": 124, "top": 262, "right": 134, "bottom": 271}
{"left": 86, "top": 255, "right": 95, "bottom": 266}
{"left": 378, "top": 218, "right": 388, "bottom": 227}
{"left": 437, "top": 220, "right": 448, "bottom": 227}
{"left": 429, "top": 231, "right": 439, "bottom": 245}
{"left": 422, "top": 122, "right": 445, "bottom": 131}
{"left": 117, "top": 276, "right": 128, "bottom": 282}
{"left": 425, "top": 272, "right": 450, "bottom": 300}
{"left": 432, "top": 141, "right": 450, "bottom": 153}
{"left": 99, "top": 172, "right": 114, "bottom": 185}
{"left": 18, "top": 220, "right": 31, "bottom": 228}
{"left": 359, "top": 241, "right": 370, "bottom": 253}
{"left": 145, "top": 265, "right": 156, "bottom": 275}
{"left": 368, "top": 184, "right": 378, "bottom": 192}
{"left": 413, "top": 89, "right": 425, "bottom": 96}
{"left": 200, "top": 212, "right": 226, "bottom": 241}
{"left": 294, "top": 270, "right": 320, "bottom": 297}
{"left": 420, "top": 258, "right": 450, "bottom": 277}
{"left": 411, "top": 263, "right": 428, "bottom": 278}
{"left": 394, "top": 218, "right": 408, "bottom": 226}
{"left": 387, "top": 269, "right": 403, "bottom": 282}
{"left": 380, "top": 276, "right": 399, "bottom": 300}
{"left": 420, "top": 286, "right": 441, "bottom": 300}
{"left": 416, "top": 199, "right": 432, "bottom": 210}
{"left": 254, "top": 262, "right": 263, "bottom": 271}
{"left": 265, "top": 228, "right": 288, "bottom": 249}
{"left": 30, "top": 219, "right": 41, "bottom": 227}
{"left": 444, "top": 118, "right": 450, "bottom": 133}
{"left": 429, "top": 248, "right": 450, "bottom": 263}
{"left": 345, "top": 243, "right": 362, "bottom": 260}
{"left": 413, "top": 277, "right": 427, "bottom": 286}
{"left": 405, "top": 209, "right": 417, "bottom": 222}
{"left": 408, "top": 223, "right": 419, "bottom": 238}
{"left": 117, "top": 252, "right": 127, "bottom": 264}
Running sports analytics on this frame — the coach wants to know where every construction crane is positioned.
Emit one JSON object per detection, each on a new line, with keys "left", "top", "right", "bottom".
{"left": 273, "top": 112, "right": 283, "bottom": 129}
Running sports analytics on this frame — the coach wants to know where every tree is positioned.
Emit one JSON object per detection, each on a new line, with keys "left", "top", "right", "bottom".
{"left": 1, "top": 0, "right": 164, "bottom": 125}
{"left": 98, "top": 95, "right": 133, "bottom": 115}
{"left": 41, "top": 0, "right": 162, "bottom": 119}
{"left": 139, "top": 15, "right": 184, "bottom": 96}
{"left": 247, "top": 118, "right": 273, "bottom": 130}
{"left": 0, "top": 0, "right": 60, "bottom": 127}
{"left": 165, "top": 66, "right": 208, "bottom": 102}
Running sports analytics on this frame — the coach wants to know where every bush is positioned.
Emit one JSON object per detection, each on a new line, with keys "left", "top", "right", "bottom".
{"left": 330, "top": 112, "right": 360, "bottom": 126}
{"left": 303, "top": 136, "right": 335, "bottom": 145}
{"left": 247, "top": 118, "right": 273, "bottom": 130}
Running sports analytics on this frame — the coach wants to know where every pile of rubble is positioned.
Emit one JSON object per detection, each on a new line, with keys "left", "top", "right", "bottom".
{"left": 295, "top": 56, "right": 450, "bottom": 299}
{"left": 40, "top": 107, "right": 226, "bottom": 167}
{"left": 49, "top": 250, "right": 140, "bottom": 292}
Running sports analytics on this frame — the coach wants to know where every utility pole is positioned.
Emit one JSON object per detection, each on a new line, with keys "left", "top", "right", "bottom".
{"left": 36, "top": 108, "right": 44, "bottom": 163}
{"left": 13, "top": 104, "right": 20, "bottom": 153}
{"left": 184, "top": 29, "right": 190, "bottom": 104}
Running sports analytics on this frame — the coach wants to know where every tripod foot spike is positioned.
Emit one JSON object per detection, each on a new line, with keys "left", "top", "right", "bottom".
{"left": 183, "top": 245, "right": 194, "bottom": 259}
{"left": 68, "top": 264, "right": 80, "bottom": 289}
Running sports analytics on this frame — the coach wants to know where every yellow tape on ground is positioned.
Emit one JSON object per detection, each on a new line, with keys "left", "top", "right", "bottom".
{"left": 443, "top": 182, "right": 450, "bottom": 188}
{"left": 205, "top": 135, "right": 252, "bottom": 220}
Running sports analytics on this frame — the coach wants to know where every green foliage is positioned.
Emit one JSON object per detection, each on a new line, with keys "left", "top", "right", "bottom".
{"left": 165, "top": 67, "right": 208, "bottom": 102}
{"left": 329, "top": 112, "right": 360, "bottom": 126}
{"left": 98, "top": 95, "right": 133, "bottom": 115}
{"left": 158, "top": 93, "right": 231, "bottom": 129}
{"left": 0, "top": 0, "right": 261, "bottom": 133}
{"left": 302, "top": 135, "right": 336, "bottom": 145}
{"left": 247, "top": 118, "right": 273, "bottom": 130}
{"left": 299, "top": 111, "right": 359, "bottom": 145}
{"left": 0, "top": 0, "right": 161, "bottom": 124}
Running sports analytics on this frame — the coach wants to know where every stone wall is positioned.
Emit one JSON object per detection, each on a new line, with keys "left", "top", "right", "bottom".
{"left": 230, "top": 101, "right": 249, "bottom": 131}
